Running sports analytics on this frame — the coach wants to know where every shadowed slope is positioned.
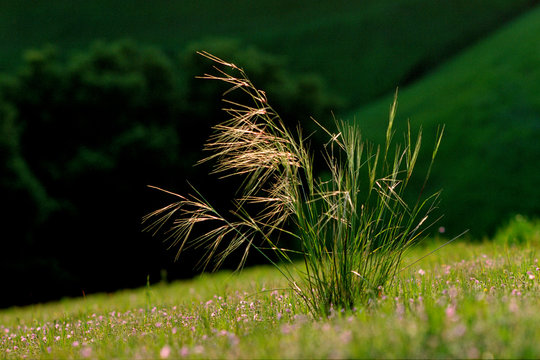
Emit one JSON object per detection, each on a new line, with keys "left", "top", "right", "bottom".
{"left": 349, "top": 5, "right": 540, "bottom": 235}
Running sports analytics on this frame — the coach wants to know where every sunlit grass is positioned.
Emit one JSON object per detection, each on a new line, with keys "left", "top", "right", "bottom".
{"left": 2, "top": 239, "right": 540, "bottom": 359}
{"left": 143, "top": 52, "right": 445, "bottom": 316}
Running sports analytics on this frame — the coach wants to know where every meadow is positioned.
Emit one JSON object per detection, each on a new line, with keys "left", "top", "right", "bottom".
{"left": 2, "top": 2, "right": 540, "bottom": 358}
{"left": 2, "top": 234, "right": 540, "bottom": 359}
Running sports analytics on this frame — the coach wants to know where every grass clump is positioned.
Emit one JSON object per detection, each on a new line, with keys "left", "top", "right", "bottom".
{"left": 494, "top": 215, "right": 540, "bottom": 246}
{"left": 144, "top": 52, "right": 444, "bottom": 316}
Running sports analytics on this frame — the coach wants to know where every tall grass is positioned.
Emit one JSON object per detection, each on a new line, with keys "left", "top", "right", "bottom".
{"left": 144, "top": 52, "right": 444, "bottom": 316}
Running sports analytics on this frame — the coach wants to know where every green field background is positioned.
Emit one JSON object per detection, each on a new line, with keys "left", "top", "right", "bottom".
{"left": 1, "top": 0, "right": 539, "bottom": 307}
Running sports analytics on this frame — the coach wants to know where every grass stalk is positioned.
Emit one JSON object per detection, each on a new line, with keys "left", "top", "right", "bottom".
{"left": 144, "top": 52, "right": 443, "bottom": 316}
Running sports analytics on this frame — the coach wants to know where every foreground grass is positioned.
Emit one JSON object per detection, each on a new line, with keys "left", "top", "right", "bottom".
{"left": 2, "top": 239, "right": 540, "bottom": 358}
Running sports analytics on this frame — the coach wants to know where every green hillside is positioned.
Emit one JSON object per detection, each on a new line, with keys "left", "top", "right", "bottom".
{"left": 0, "top": 0, "right": 537, "bottom": 107}
{"left": 348, "top": 5, "right": 540, "bottom": 236}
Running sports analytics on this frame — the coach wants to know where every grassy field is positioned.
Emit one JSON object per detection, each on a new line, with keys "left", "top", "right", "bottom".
{"left": 2, "top": 234, "right": 540, "bottom": 359}
{"left": 2, "top": 3, "right": 540, "bottom": 358}
{"left": 348, "top": 5, "right": 540, "bottom": 236}
{"left": 0, "top": 0, "right": 536, "bottom": 107}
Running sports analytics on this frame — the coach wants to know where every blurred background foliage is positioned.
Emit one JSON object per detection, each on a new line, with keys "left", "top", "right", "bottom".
{"left": 0, "top": 38, "right": 341, "bottom": 307}
{"left": 0, "top": 0, "right": 539, "bottom": 307}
